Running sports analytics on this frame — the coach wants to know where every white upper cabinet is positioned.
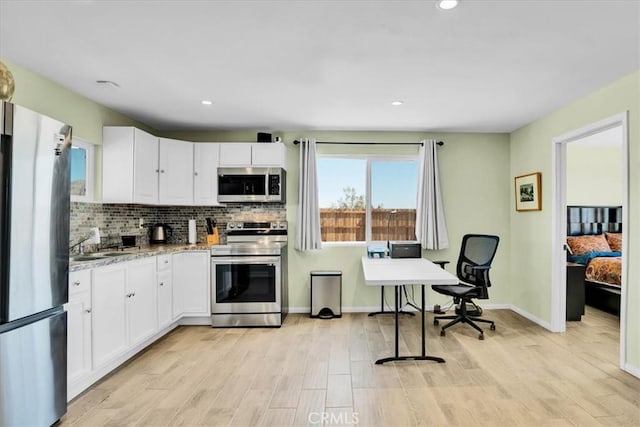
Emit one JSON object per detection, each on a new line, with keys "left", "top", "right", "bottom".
{"left": 251, "top": 143, "right": 286, "bottom": 167}
{"left": 103, "top": 127, "right": 159, "bottom": 204}
{"left": 104, "top": 127, "right": 286, "bottom": 205}
{"left": 133, "top": 131, "right": 160, "bottom": 204}
{"left": 219, "top": 143, "right": 252, "bottom": 166}
{"left": 219, "top": 143, "right": 286, "bottom": 169}
{"left": 158, "top": 138, "right": 194, "bottom": 205}
{"left": 193, "top": 143, "right": 222, "bottom": 206}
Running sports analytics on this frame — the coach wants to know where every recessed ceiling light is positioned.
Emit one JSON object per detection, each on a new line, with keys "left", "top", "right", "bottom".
{"left": 201, "top": 100, "right": 213, "bottom": 105}
{"left": 96, "top": 80, "right": 119, "bottom": 88}
{"left": 437, "top": 0, "right": 459, "bottom": 10}
{"left": 391, "top": 100, "right": 404, "bottom": 106}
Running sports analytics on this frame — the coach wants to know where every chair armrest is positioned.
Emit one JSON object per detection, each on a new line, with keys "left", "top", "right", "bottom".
{"left": 432, "top": 260, "right": 450, "bottom": 269}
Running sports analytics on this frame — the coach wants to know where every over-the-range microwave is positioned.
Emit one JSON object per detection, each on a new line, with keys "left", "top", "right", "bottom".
{"left": 217, "top": 167, "right": 286, "bottom": 203}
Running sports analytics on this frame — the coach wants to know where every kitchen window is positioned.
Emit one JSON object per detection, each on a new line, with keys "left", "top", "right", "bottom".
{"left": 317, "top": 155, "right": 418, "bottom": 243}
{"left": 70, "top": 138, "right": 95, "bottom": 202}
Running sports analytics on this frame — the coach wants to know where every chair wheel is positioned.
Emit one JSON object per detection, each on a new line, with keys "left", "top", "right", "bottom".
{"left": 434, "top": 319, "right": 439, "bottom": 326}
{"left": 440, "top": 330, "right": 446, "bottom": 337}
{"left": 479, "top": 333, "right": 484, "bottom": 340}
{"left": 490, "top": 324, "right": 496, "bottom": 331}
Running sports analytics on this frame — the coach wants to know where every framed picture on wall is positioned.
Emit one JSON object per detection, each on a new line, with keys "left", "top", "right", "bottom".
{"left": 515, "top": 172, "right": 541, "bottom": 211}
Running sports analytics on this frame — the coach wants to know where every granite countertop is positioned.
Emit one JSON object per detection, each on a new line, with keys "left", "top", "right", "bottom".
{"left": 69, "top": 243, "right": 211, "bottom": 272}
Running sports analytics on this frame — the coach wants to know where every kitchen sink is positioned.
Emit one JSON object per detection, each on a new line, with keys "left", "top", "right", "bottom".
{"left": 69, "top": 252, "right": 126, "bottom": 262}
{"left": 70, "top": 255, "right": 105, "bottom": 262}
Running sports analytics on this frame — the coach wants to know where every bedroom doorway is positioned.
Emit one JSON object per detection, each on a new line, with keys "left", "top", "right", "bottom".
{"left": 551, "top": 112, "right": 628, "bottom": 369}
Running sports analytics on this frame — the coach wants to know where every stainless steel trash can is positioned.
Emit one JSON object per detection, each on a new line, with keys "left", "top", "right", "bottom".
{"left": 310, "top": 271, "right": 342, "bottom": 319}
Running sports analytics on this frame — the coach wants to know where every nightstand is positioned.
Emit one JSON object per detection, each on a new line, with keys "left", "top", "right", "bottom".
{"left": 566, "top": 262, "right": 585, "bottom": 321}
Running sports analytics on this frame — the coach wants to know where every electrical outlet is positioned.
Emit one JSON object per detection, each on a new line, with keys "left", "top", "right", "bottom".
{"left": 139, "top": 218, "right": 144, "bottom": 228}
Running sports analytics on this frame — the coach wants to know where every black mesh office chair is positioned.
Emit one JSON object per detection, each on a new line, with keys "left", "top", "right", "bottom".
{"left": 432, "top": 234, "right": 500, "bottom": 340}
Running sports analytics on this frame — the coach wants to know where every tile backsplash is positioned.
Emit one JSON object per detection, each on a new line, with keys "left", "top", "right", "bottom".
{"left": 70, "top": 202, "right": 286, "bottom": 252}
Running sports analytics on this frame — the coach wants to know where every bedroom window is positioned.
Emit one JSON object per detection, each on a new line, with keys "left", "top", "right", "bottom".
{"left": 70, "top": 138, "right": 95, "bottom": 202}
{"left": 317, "top": 155, "right": 418, "bottom": 243}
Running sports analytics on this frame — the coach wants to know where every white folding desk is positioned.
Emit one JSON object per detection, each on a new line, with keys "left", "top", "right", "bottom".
{"left": 361, "top": 256, "right": 458, "bottom": 365}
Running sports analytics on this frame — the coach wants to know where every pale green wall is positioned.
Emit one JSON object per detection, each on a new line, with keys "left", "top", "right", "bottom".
{"left": 566, "top": 144, "right": 623, "bottom": 206}
{"left": 168, "top": 130, "right": 512, "bottom": 310}
{"left": 510, "top": 70, "right": 639, "bottom": 370}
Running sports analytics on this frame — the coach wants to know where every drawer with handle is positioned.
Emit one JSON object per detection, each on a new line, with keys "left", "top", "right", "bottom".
{"left": 69, "top": 269, "right": 91, "bottom": 296}
{"left": 157, "top": 254, "right": 172, "bottom": 271}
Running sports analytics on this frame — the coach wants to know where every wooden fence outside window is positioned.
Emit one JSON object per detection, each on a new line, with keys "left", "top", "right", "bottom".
{"left": 320, "top": 208, "right": 416, "bottom": 242}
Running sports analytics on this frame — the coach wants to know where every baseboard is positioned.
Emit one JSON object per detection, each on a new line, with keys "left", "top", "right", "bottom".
{"left": 288, "top": 306, "right": 381, "bottom": 314}
{"left": 178, "top": 316, "right": 211, "bottom": 326}
{"left": 509, "top": 304, "right": 554, "bottom": 331}
{"left": 289, "top": 303, "right": 511, "bottom": 314}
{"left": 623, "top": 362, "right": 640, "bottom": 379}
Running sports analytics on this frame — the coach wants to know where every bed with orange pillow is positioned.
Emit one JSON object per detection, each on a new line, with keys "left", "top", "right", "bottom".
{"left": 566, "top": 206, "right": 623, "bottom": 315}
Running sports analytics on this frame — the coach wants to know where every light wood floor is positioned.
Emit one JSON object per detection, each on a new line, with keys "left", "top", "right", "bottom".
{"left": 62, "top": 307, "right": 640, "bottom": 426}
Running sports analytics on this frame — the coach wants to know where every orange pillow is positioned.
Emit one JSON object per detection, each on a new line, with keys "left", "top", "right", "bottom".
{"left": 566, "top": 234, "right": 611, "bottom": 256}
{"left": 605, "top": 232, "right": 622, "bottom": 252}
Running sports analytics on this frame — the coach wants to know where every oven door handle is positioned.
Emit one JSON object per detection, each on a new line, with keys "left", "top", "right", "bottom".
{"left": 211, "top": 256, "right": 281, "bottom": 264}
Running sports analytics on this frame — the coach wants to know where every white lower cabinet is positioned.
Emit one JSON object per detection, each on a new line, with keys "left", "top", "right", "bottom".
{"left": 67, "top": 270, "right": 92, "bottom": 393}
{"left": 91, "top": 263, "right": 128, "bottom": 369}
{"left": 157, "top": 254, "right": 173, "bottom": 329}
{"left": 91, "top": 257, "right": 158, "bottom": 369}
{"left": 126, "top": 258, "right": 158, "bottom": 346}
{"left": 173, "top": 251, "right": 210, "bottom": 317}
{"left": 69, "top": 251, "right": 210, "bottom": 401}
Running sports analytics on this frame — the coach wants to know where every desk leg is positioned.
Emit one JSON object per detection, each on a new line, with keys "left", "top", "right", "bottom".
{"left": 368, "top": 286, "right": 416, "bottom": 317}
{"left": 395, "top": 285, "right": 400, "bottom": 357}
{"left": 421, "top": 284, "right": 426, "bottom": 357}
{"left": 375, "top": 284, "right": 445, "bottom": 365}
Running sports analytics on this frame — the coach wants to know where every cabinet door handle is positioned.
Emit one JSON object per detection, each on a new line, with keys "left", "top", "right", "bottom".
{"left": 126, "top": 293, "right": 134, "bottom": 298}
{"left": 160, "top": 169, "right": 165, "bottom": 173}
{"left": 85, "top": 309, "right": 92, "bottom": 314}
{"left": 159, "top": 282, "right": 164, "bottom": 286}
{"left": 194, "top": 172, "right": 199, "bottom": 176}
{"left": 164, "top": 260, "right": 169, "bottom": 264}
{"left": 155, "top": 169, "right": 159, "bottom": 173}
{"left": 73, "top": 281, "right": 81, "bottom": 286}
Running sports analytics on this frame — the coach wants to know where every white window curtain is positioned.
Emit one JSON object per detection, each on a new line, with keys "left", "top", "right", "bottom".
{"left": 415, "top": 139, "right": 449, "bottom": 250}
{"left": 295, "top": 138, "right": 322, "bottom": 251}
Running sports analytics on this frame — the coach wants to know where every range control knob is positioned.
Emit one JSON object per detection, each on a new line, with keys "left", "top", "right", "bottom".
{"left": 228, "top": 223, "right": 236, "bottom": 229}
{"left": 271, "top": 223, "right": 277, "bottom": 229}
{"left": 279, "top": 222, "right": 286, "bottom": 229}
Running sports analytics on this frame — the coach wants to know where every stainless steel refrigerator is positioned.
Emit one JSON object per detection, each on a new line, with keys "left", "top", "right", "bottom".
{"left": 0, "top": 102, "right": 71, "bottom": 426}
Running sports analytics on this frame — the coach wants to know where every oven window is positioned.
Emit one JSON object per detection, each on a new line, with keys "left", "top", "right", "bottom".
{"left": 219, "top": 175, "right": 266, "bottom": 195}
{"left": 215, "top": 263, "right": 276, "bottom": 303}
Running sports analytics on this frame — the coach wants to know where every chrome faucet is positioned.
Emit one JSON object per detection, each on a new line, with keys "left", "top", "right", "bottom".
{"left": 69, "top": 237, "right": 89, "bottom": 255}
{"left": 69, "top": 227, "right": 101, "bottom": 255}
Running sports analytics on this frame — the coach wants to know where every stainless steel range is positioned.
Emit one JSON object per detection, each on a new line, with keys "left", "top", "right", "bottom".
{"left": 210, "top": 221, "right": 288, "bottom": 327}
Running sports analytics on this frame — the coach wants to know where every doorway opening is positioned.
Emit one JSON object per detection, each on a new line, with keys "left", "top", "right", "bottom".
{"left": 551, "top": 112, "right": 628, "bottom": 369}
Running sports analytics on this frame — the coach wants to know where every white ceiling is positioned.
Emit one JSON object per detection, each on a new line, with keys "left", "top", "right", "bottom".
{"left": 0, "top": 1, "right": 638, "bottom": 133}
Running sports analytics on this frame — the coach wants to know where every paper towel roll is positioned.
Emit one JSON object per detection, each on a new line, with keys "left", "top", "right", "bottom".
{"left": 188, "top": 219, "right": 196, "bottom": 244}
